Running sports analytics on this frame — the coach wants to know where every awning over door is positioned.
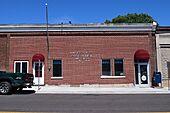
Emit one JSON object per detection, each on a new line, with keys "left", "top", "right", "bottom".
{"left": 134, "top": 49, "right": 150, "bottom": 60}
{"left": 32, "top": 54, "right": 45, "bottom": 62}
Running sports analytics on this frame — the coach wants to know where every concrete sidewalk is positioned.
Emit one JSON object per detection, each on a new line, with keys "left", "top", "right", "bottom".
{"left": 25, "top": 85, "right": 170, "bottom": 94}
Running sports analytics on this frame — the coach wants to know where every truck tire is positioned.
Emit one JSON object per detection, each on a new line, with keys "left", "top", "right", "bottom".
{"left": 0, "top": 82, "right": 12, "bottom": 95}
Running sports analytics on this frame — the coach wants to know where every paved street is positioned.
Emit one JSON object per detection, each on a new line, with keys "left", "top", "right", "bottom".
{"left": 0, "top": 91, "right": 170, "bottom": 113}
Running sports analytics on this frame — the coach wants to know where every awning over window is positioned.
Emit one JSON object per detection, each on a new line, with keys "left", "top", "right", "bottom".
{"left": 32, "top": 54, "right": 45, "bottom": 62}
{"left": 134, "top": 49, "right": 150, "bottom": 60}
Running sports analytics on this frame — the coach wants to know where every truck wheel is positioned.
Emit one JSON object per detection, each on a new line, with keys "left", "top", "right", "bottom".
{"left": 0, "top": 82, "right": 12, "bottom": 95}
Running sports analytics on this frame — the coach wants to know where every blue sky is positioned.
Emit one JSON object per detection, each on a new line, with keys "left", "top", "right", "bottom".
{"left": 0, "top": 0, "right": 169, "bottom": 26}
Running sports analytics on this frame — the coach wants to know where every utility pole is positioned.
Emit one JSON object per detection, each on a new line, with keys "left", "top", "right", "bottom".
{"left": 45, "top": 1, "right": 50, "bottom": 79}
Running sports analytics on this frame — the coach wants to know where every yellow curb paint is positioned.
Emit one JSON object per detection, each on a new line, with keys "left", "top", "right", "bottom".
{"left": 126, "top": 112, "right": 170, "bottom": 113}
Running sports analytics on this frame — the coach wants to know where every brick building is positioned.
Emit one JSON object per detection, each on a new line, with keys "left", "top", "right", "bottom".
{"left": 0, "top": 24, "right": 157, "bottom": 87}
{"left": 0, "top": 34, "right": 10, "bottom": 71}
{"left": 156, "top": 26, "right": 170, "bottom": 87}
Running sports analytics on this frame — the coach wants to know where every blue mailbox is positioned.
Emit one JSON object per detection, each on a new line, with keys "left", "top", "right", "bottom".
{"left": 153, "top": 72, "right": 162, "bottom": 84}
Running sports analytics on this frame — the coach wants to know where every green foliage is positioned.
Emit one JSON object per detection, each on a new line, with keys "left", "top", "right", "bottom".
{"left": 105, "top": 13, "right": 156, "bottom": 24}
{"left": 105, "top": 20, "right": 111, "bottom": 24}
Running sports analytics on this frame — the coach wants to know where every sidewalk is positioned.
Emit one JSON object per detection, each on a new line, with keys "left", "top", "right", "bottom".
{"left": 25, "top": 85, "right": 170, "bottom": 94}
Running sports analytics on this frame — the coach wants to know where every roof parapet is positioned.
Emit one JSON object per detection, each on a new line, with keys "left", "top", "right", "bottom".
{"left": 0, "top": 23, "right": 157, "bottom": 33}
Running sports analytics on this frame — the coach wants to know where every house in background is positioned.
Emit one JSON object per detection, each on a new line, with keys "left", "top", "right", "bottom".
{"left": 156, "top": 26, "right": 170, "bottom": 87}
{"left": 0, "top": 23, "right": 157, "bottom": 87}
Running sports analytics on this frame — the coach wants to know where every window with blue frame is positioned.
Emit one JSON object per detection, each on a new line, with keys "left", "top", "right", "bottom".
{"left": 53, "top": 60, "right": 62, "bottom": 77}
{"left": 114, "top": 59, "right": 124, "bottom": 76}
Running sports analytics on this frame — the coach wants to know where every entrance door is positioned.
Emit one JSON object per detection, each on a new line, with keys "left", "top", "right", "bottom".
{"left": 135, "top": 63, "right": 149, "bottom": 87}
{"left": 33, "top": 61, "right": 44, "bottom": 85}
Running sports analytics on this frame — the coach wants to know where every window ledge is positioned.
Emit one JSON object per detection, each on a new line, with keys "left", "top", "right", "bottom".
{"left": 51, "top": 77, "right": 63, "bottom": 80}
{"left": 101, "top": 76, "right": 114, "bottom": 79}
{"left": 113, "top": 76, "right": 125, "bottom": 78}
{"left": 101, "top": 76, "right": 125, "bottom": 79}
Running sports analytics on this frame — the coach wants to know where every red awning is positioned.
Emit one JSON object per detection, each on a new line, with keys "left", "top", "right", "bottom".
{"left": 32, "top": 54, "right": 45, "bottom": 62}
{"left": 134, "top": 49, "right": 150, "bottom": 60}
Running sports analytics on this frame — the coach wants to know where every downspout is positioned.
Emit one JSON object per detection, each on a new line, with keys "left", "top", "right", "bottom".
{"left": 153, "top": 22, "right": 158, "bottom": 72}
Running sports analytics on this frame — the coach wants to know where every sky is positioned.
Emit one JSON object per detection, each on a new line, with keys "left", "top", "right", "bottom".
{"left": 0, "top": 0, "right": 169, "bottom": 26}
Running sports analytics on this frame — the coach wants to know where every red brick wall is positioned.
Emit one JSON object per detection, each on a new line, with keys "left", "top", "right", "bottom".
{"left": 9, "top": 32, "right": 155, "bottom": 85}
{"left": 9, "top": 35, "right": 47, "bottom": 73}
{"left": 0, "top": 35, "right": 9, "bottom": 71}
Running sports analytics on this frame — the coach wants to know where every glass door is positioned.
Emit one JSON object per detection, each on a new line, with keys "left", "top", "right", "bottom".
{"left": 135, "top": 63, "right": 149, "bottom": 87}
{"left": 139, "top": 64, "right": 148, "bottom": 85}
{"left": 33, "top": 61, "right": 44, "bottom": 85}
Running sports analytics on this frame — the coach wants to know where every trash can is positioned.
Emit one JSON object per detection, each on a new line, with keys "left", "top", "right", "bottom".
{"left": 153, "top": 72, "right": 162, "bottom": 87}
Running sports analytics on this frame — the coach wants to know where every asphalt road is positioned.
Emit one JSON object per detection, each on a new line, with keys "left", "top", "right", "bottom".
{"left": 0, "top": 91, "right": 170, "bottom": 113}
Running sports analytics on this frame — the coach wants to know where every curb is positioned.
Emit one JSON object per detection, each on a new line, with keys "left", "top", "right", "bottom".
{"left": 25, "top": 86, "right": 170, "bottom": 94}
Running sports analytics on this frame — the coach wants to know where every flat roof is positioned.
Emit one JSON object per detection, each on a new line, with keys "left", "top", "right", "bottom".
{"left": 157, "top": 26, "right": 170, "bottom": 34}
{"left": 0, "top": 23, "right": 156, "bottom": 33}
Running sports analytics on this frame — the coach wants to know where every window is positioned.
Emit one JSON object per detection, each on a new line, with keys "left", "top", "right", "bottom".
{"left": 14, "top": 61, "right": 28, "bottom": 73}
{"left": 114, "top": 59, "right": 124, "bottom": 76}
{"left": 53, "top": 60, "right": 62, "bottom": 77}
{"left": 102, "top": 59, "right": 111, "bottom": 76}
{"left": 34, "top": 62, "right": 43, "bottom": 77}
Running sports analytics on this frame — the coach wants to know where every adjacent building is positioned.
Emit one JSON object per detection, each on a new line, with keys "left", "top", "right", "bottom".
{"left": 156, "top": 26, "right": 170, "bottom": 87}
{"left": 0, "top": 23, "right": 157, "bottom": 87}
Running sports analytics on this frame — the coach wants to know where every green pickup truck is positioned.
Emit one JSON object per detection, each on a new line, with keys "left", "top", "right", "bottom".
{"left": 0, "top": 71, "right": 34, "bottom": 95}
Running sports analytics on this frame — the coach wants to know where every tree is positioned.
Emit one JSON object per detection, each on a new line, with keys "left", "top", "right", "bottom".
{"left": 105, "top": 13, "right": 156, "bottom": 24}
